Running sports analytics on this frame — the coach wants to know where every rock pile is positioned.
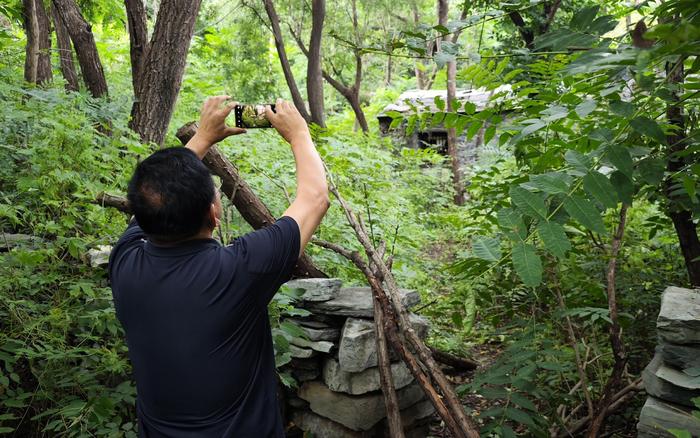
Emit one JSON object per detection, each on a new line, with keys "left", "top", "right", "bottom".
{"left": 280, "top": 278, "right": 435, "bottom": 437}
{"left": 638, "top": 286, "right": 700, "bottom": 437}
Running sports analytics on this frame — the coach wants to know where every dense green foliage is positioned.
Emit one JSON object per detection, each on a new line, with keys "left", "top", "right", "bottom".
{"left": 1, "top": 0, "right": 699, "bottom": 436}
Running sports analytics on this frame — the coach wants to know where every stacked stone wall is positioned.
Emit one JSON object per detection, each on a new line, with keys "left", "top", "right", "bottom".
{"left": 280, "top": 278, "right": 435, "bottom": 437}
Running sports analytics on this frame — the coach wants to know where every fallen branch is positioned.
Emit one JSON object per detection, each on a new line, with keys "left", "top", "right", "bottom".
{"left": 429, "top": 347, "right": 478, "bottom": 371}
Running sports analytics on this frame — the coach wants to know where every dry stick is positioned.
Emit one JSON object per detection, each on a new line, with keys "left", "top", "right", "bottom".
{"left": 562, "top": 378, "right": 642, "bottom": 438}
{"left": 428, "top": 347, "right": 478, "bottom": 371}
{"left": 552, "top": 278, "right": 594, "bottom": 417}
{"left": 586, "top": 205, "right": 630, "bottom": 438}
{"left": 324, "top": 173, "right": 479, "bottom": 438}
{"left": 311, "top": 239, "right": 405, "bottom": 438}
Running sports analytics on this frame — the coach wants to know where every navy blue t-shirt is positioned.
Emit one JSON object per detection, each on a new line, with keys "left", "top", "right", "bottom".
{"left": 109, "top": 217, "right": 300, "bottom": 438}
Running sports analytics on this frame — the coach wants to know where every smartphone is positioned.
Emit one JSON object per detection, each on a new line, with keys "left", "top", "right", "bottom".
{"left": 234, "top": 104, "right": 275, "bottom": 128}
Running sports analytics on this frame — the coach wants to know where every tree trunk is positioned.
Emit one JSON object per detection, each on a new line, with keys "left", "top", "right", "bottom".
{"left": 124, "top": 0, "right": 150, "bottom": 98}
{"left": 129, "top": 0, "right": 202, "bottom": 145}
{"left": 52, "top": 5, "right": 79, "bottom": 91}
{"left": 52, "top": 0, "right": 108, "bottom": 98}
{"left": 438, "top": 0, "right": 464, "bottom": 205}
{"left": 307, "top": 0, "right": 325, "bottom": 127}
{"left": 23, "top": 0, "right": 52, "bottom": 85}
{"left": 664, "top": 57, "right": 700, "bottom": 286}
{"left": 263, "top": 0, "right": 311, "bottom": 121}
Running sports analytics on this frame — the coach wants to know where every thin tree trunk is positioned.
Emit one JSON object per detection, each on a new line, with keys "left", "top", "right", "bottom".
{"left": 263, "top": 0, "right": 311, "bottom": 121}
{"left": 129, "top": 0, "right": 202, "bottom": 145}
{"left": 663, "top": 57, "right": 700, "bottom": 286}
{"left": 52, "top": 5, "right": 79, "bottom": 91}
{"left": 307, "top": 0, "right": 325, "bottom": 127}
{"left": 23, "top": 0, "right": 52, "bottom": 85}
{"left": 124, "top": 0, "right": 149, "bottom": 98}
{"left": 438, "top": 0, "right": 464, "bottom": 205}
{"left": 586, "top": 205, "right": 629, "bottom": 437}
{"left": 52, "top": 0, "right": 108, "bottom": 98}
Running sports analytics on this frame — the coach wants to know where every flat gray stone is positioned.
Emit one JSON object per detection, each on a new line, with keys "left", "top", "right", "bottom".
{"left": 657, "top": 287, "right": 700, "bottom": 344}
{"left": 301, "top": 325, "right": 341, "bottom": 342}
{"left": 322, "top": 357, "right": 414, "bottom": 395}
{"left": 298, "top": 381, "right": 425, "bottom": 431}
{"left": 285, "top": 278, "right": 342, "bottom": 302}
{"left": 290, "top": 337, "right": 334, "bottom": 354}
{"left": 290, "top": 344, "right": 315, "bottom": 359}
{"left": 659, "top": 342, "right": 700, "bottom": 370}
{"left": 643, "top": 354, "right": 700, "bottom": 407}
{"left": 291, "top": 410, "right": 372, "bottom": 438}
{"left": 637, "top": 397, "right": 700, "bottom": 437}
{"left": 87, "top": 245, "right": 112, "bottom": 267}
{"left": 286, "top": 317, "right": 333, "bottom": 329}
{"left": 304, "top": 287, "right": 421, "bottom": 317}
{"left": 0, "top": 233, "right": 43, "bottom": 251}
{"left": 338, "top": 315, "right": 429, "bottom": 373}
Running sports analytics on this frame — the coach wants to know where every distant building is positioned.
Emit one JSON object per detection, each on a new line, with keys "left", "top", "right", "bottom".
{"left": 377, "top": 86, "right": 511, "bottom": 164}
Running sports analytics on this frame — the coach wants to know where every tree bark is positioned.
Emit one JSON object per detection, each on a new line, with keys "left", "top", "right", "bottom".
{"left": 124, "top": 0, "right": 150, "bottom": 98}
{"left": 23, "top": 0, "right": 52, "bottom": 85}
{"left": 129, "top": 0, "right": 202, "bottom": 145}
{"left": 52, "top": 0, "right": 108, "bottom": 98}
{"left": 306, "top": 0, "right": 326, "bottom": 127}
{"left": 175, "top": 122, "right": 327, "bottom": 279}
{"left": 52, "top": 5, "right": 79, "bottom": 91}
{"left": 263, "top": 0, "right": 311, "bottom": 122}
{"left": 663, "top": 58, "right": 700, "bottom": 286}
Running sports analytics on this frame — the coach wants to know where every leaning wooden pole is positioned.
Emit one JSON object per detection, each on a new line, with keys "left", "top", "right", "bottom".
{"left": 322, "top": 169, "right": 480, "bottom": 438}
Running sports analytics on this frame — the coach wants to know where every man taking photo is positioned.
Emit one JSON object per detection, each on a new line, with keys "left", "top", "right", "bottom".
{"left": 109, "top": 96, "right": 329, "bottom": 437}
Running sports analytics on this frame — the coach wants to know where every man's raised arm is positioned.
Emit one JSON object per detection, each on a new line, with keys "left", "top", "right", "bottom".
{"left": 267, "top": 99, "right": 329, "bottom": 255}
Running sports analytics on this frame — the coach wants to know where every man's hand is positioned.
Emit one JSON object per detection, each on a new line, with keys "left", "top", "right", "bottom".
{"left": 266, "top": 99, "right": 311, "bottom": 145}
{"left": 186, "top": 95, "right": 246, "bottom": 159}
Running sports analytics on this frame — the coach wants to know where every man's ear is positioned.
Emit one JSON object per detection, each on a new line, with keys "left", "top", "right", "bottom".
{"left": 209, "top": 203, "right": 220, "bottom": 229}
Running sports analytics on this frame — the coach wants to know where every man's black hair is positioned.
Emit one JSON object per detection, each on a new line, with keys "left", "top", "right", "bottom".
{"left": 127, "top": 147, "right": 215, "bottom": 241}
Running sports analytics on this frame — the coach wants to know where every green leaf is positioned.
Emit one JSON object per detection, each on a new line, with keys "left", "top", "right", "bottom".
{"left": 630, "top": 116, "right": 666, "bottom": 144}
{"left": 563, "top": 196, "right": 606, "bottom": 234}
{"left": 583, "top": 171, "right": 618, "bottom": 208}
{"left": 564, "top": 150, "right": 592, "bottom": 176}
{"left": 575, "top": 99, "right": 596, "bottom": 118}
{"left": 610, "top": 101, "right": 635, "bottom": 117}
{"left": 466, "top": 120, "right": 482, "bottom": 140}
{"left": 523, "top": 172, "right": 571, "bottom": 194}
{"left": 606, "top": 144, "right": 634, "bottom": 178}
{"left": 669, "top": 430, "right": 692, "bottom": 438}
{"left": 521, "top": 120, "right": 546, "bottom": 136}
{"left": 512, "top": 242, "right": 542, "bottom": 287}
{"left": 611, "top": 171, "right": 634, "bottom": 205}
{"left": 504, "top": 407, "right": 537, "bottom": 427}
{"left": 498, "top": 208, "right": 527, "bottom": 240}
{"left": 510, "top": 393, "right": 537, "bottom": 412}
{"left": 637, "top": 158, "right": 666, "bottom": 186}
{"left": 472, "top": 236, "right": 501, "bottom": 262}
{"left": 537, "top": 221, "right": 571, "bottom": 259}
{"left": 510, "top": 186, "right": 547, "bottom": 219}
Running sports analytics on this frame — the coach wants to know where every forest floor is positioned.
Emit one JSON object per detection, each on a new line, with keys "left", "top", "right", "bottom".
{"left": 426, "top": 342, "right": 644, "bottom": 437}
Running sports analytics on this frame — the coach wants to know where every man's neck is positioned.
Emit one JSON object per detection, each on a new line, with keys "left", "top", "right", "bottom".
{"left": 149, "top": 229, "right": 214, "bottom": 246}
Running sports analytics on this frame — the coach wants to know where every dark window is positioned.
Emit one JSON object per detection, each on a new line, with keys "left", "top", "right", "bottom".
{"left": 418, "top": 130, "right": 448, "bottom": 154}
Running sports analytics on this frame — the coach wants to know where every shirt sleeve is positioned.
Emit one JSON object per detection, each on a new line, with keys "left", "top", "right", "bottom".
{"left": 232, "top": 216, "right": 301, "bottom": 304}
{"left": 108, "top": 218, "right": 146, "bottom": 278}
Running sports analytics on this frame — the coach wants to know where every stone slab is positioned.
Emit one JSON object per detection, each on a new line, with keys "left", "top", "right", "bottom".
{"left": 87, "top": 245, "right": 112, "bottom": 267}
{"left": 285, "top": 278, "right": 343, "bottom": 302}
{"left": 659, "top": 342, "right": 700, "bottom": 370}
{"left": 304, "top": 287, "right": 421, "bottom": 317}
{"left": 290, "top": 337, "right": 334, "bottom": 354}
{"left": 290, "top": 344, "right": 316, "bottom": 359}
{"left": 301, "top": 325, "right": 341, "bottom": 342}
{"left": 657, "top": 287, "right": 700, "bottom": 344}
{"left": 322, "top": 357, "right": 414, "bottom": 395}
{"left": 643, "top": 354, "right": 700, "bottom": 408}
{"left": 338, "top": 314, "right": 429, "bottom": 373}
{"left": 298, "top": 381, "right": 425, "bottom": 431}
{"left": 637, "top": 397, "right": 700, "bottom": 437}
